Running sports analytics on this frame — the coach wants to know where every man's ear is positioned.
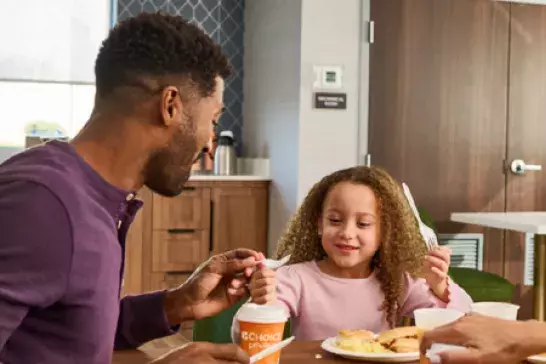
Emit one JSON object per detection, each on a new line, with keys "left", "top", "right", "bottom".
{"left": 160, "top": 86, "right": 182, "bottom": 127}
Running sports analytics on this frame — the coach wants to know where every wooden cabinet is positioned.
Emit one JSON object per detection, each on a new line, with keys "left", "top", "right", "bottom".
{"left": 151, "top": 230, "right": 210, "bottom": 272}
{"left": 152, "top": 187, "right": 210, "bottom": 230}
{"left": 121, "top": 179, "right": 270, "bottom": 296}
{"left": 211, "top": 186, "right": 269, "bottom": 255}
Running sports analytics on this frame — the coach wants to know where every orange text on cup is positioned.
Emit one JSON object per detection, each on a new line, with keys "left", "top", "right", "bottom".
{"left": 239, "top": 321, "right": 286, "bottom": 364}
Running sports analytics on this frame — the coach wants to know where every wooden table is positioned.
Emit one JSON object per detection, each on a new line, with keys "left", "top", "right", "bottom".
{"left": 451, "top": 211, "right": 546, "bottom": 320}
{"left": 112, "top": 340, "right": 418, "bottom": 363}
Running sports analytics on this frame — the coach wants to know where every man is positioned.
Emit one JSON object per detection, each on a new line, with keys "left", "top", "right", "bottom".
{"left": 0, "top": 12, "right": 257, "bottom": 364}
{"left": 420, "top": 313, "right": 546, "bottom": 363}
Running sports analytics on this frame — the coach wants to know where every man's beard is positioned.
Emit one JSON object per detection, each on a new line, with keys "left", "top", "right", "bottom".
{"left": 143, "top": 128, "right": 198, "bottom": 197}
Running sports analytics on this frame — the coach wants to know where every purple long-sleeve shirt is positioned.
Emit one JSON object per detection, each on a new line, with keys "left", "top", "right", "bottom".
{"left": 0, "top": 141, "right": 177, "bottom": 363}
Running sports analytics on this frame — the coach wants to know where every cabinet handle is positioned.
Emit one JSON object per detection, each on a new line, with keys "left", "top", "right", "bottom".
{"left": 209, "top": 200, "right": 215, "bottom": 253}
{"left": 167, "top": 228, "right": 196, "bottom": 234}
{"left": 183, "top": 186, "right": 196, "bottom": 191}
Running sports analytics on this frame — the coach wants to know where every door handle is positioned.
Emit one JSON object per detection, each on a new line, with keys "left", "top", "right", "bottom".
{"left": 167, "top": 228, "right": 196, "bottom": 234}
{"left": 510, "top": 159, "right": 542, "bottom": 175}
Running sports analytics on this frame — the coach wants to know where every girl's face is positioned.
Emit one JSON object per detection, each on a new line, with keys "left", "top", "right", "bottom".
{"left": 318, "top": 181, "right": 381, "bottom": 276}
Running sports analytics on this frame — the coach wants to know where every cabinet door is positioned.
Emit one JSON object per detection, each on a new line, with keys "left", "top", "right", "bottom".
{"left": 153, "top": 187, "right": 211, "bottom": 230}
{"left": 211, "top": 186, "right": 269, "bottom": 255}
{"left": 152, "top": 230, "right": 210, "bottom": 272}
{"left": 121, "top": 206, "right": 144, "bottom": 297}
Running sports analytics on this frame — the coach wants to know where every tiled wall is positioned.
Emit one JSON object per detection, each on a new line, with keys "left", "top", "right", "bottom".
{"left": 117, "top": 0, "right": 244, "bottom": 154}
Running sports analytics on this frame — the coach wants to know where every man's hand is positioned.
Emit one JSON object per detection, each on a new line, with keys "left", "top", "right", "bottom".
{"left": 163, "top": 249, "right": 264, "bottom": 323}
{"left": 150, "top": 342, "right": 249, "bottom": 364}
{"left": 420, "top": 313, "right": 546, "bottom": 364}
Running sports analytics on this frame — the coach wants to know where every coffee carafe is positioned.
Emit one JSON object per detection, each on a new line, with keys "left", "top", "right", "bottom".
{"left": 213, "top": 130, "right": 237, "bottom": 175}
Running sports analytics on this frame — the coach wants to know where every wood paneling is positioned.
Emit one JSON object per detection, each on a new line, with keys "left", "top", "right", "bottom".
{"left": 369, "top": 0, "right": 510, "bottom": 275}
{"left": 164, "top": 273, "right": 192, "bottom": 289}
{"left": 152, "top": 230, "right": 210, "bottom": 272}
{"left": 211, "top": 186, "right": 269, "bottom": 255}
{"left": 505, "top": 4, "right": 546, "bottom": 285}
{"left": 121, "top": 205, "right": 143, "bottom": 297}
{"left": 152, "top": 187, "right": 210, "bottom": 230}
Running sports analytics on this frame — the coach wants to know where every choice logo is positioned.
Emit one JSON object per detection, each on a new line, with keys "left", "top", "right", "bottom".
{"left": 241, "top": 331, "right": 282, "bottom": 342}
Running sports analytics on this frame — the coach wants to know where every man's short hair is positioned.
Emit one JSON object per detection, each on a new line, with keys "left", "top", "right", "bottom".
{"left": 94, "top": 12, "right": 232, "bottom": 98}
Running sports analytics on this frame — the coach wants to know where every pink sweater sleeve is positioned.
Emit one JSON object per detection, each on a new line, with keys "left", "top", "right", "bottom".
{"left": 230, "top": 265, "right": 302, "bottom": 343}
{"left": 399, "top": 273, "right": 473, "bottom": 318}
{"left": 275, "top": 265, "right": 303, "bottom": 318}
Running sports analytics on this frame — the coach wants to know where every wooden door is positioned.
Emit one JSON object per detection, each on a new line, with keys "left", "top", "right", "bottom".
{"left": 211, "top": 185, "right": 269, "bottom": 256}
{"left": 368, "top": 0, "right": 510, "bottom": 275}
{"left": 504, "top": 4, "right": 546, "bottom": 302}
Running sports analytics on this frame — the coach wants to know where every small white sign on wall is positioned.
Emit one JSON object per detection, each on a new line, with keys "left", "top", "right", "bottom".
{"left": 313, "top": 65, "right": 343, "bottom": 89}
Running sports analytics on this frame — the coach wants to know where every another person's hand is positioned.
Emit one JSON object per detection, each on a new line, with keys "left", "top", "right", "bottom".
{"left": 420, "top": 313, "right": 546, "bottom": 364}
{"left": 164, "top": 249, "right": 265, "bottom": 323}
{"left": 150, "top": 342, "right": 249, "bottom": 364}
{"left": 249, "top": 267, "right": 276, "bottom": 305}
{"left": 423, "top": 246, "right": 451, "bottom": 301}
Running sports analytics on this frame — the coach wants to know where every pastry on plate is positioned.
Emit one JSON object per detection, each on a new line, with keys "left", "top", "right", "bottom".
{"left": 389, "top": 337, "right": 420, "bottom": 353}
{"left": 335, "top": 329, "right": 390, "bottom": 353}
{"left": 334, "top": 326, "right": 423, "bottom": 354}
{"left": 337, "top": 329, "right": 375, "bottom": 341}
{"left": 376, "top": 326, "right": 423, "bottom": 353}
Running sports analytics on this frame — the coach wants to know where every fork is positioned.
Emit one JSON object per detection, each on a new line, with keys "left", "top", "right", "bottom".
{"left": 402, "top": 182, "right": 439, "bottom": 251}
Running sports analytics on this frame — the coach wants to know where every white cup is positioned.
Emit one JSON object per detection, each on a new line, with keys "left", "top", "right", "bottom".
{"left": 470, "top": 302, "right": 520, "bottom": 320}
{"left": 237, "top": 303, "right": 288, "bottom": 364}
{"left": 414, "top": 308, "right": 465, "bottom": 330}
{"left": 414, "top": 308, "right": 467, "bottom": 362}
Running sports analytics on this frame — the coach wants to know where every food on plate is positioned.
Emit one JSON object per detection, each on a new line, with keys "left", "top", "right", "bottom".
{"left": 334, "top": 326, "right": 423, "bottom": 354}
{"left": 377, "top": 326, "right": 423, "bottom": 353}
{"left": 338, "top": 329, "right": 375, "bottom": 341}
{"left": 389, "top": 337, "right": 420, "bottom": 353}
{"left": 335, "top": 329, "right": 389, "bottom": 353}
{"left": 376, "top": 326, "right": 423, "bottom": 345}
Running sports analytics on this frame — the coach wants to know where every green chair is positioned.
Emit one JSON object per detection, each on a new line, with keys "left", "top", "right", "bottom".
{"left": 192, "top": 300, "right": 292, "bottom": 343}
{"left": 418, "top": 207, "right": 515, "bottom": 303}
{"left": 448, "top": 267, "right": 514, "bottom": 303}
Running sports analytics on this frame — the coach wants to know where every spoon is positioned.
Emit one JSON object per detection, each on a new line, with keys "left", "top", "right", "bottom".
{"left": 257, "top": 254, "right": 291, "bottom": 270}
{"left": 249, "top": 336, "right": 295, "bottom": 363}
{"left": 235, "top": 254, "right": 291, "bottom": 279}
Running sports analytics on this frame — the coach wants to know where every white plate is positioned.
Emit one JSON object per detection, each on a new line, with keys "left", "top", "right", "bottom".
{"left": 528, "top": 354, "right": 546, "bottom": 363}
{"left": 320, "top": 337, "right": 419, "bottom": 363}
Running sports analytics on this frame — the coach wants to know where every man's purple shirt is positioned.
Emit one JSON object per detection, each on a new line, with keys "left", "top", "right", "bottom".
{"left": 0, "top": 141, "right": 177, "bottom": 363}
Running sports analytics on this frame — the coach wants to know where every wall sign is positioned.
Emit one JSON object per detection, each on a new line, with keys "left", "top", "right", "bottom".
{"left": 314, "top": 92, "right": 347, "bottom": 110}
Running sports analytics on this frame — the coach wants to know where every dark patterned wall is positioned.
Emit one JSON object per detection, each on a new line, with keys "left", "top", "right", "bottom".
{"left": 117, "top": 0, "right": 245, "bottom": 154}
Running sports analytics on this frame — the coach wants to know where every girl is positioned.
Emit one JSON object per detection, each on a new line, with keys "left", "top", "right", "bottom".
{"left": 232, "top": 166, "right": 473, "bottom": 341}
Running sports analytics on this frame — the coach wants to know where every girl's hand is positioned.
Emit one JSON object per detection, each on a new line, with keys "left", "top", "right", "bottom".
{"left": 423, "top": 246, "right": 452, "bottom": 301}
{"left": 248, "top": 268, "right": 276, "bottom": 305}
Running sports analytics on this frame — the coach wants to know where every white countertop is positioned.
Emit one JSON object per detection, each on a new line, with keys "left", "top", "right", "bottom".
{"left": 451, "top": 212, "right": 546, "bottom": 234}
{"left": 189, "top": 174, "right": 271, "bottom": 181}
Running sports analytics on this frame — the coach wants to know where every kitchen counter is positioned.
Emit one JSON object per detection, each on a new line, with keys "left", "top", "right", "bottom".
{"left": 189, "top": 173, "right": 271, "bottom": 181}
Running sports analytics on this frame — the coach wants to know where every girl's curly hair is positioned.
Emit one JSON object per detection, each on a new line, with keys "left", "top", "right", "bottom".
{"left": 275, "top": 166, "right": 427, "bottom": 327}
